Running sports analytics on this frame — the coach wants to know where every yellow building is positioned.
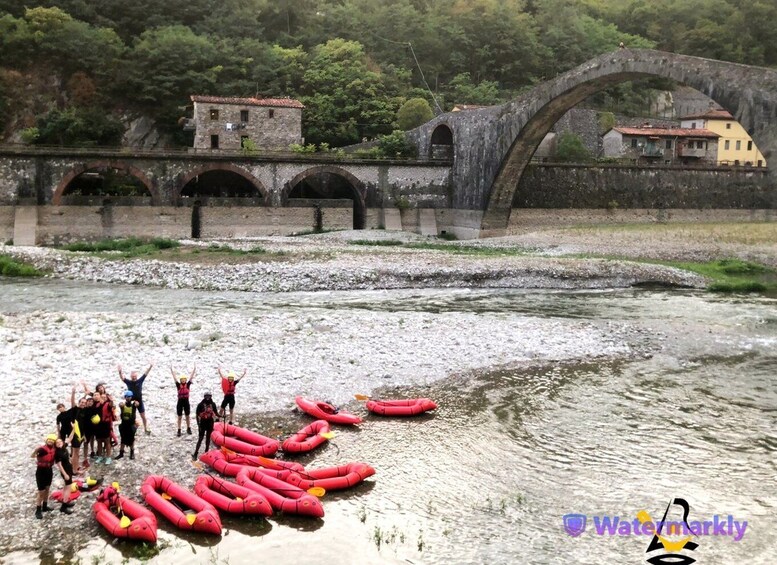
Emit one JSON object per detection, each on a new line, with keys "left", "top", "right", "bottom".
{"left": 680, "top": 109, "right": 766, "bottom": 167}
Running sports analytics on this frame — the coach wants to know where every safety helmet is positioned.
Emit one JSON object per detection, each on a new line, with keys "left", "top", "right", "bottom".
{"left": 91, "top": 415, "right": 101, "bottom": 424}
{"left": 204, "top": 391, "right": 212, "bottom": 397}
{"left": 179, "top": 375, "right": 188, "bottom": 382}
{"left": 124, "top": 390, "right": 133, "bottom": 398}
{"left": 227, "top": 372, "right": 235, "bottom": 381}
{"left": 111, "top": 481, "right": 121, "bottom": 492}
{"left": 46, "top": 434, "right": 57, "bottom": 442}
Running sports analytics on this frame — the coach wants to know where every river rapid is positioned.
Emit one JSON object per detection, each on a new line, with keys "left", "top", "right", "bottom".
{"left": 0, "top": 279, "right": 775, "bottom": 564}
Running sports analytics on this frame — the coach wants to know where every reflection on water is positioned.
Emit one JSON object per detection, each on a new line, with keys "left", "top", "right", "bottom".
{"left": 1, "top": 278, "right": 775, "bottom": 564}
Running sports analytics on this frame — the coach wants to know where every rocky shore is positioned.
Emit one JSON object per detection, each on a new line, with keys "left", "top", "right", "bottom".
{"left": 0, "top": 229, "right": 710, "bottom": 292}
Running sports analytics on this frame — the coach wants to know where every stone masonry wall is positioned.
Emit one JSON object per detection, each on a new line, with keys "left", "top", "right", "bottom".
{"left": 200, "top": 205, "right": 352, "bottom": 237}
{"left": 516, "top": 164, "right": 773, "bottom": 209}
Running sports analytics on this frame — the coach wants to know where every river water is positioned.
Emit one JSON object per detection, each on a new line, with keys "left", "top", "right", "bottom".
{"left": 1, "top": 280, "right": 775, "bottom": 564}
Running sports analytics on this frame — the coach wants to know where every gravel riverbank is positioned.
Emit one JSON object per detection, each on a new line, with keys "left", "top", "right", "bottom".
{"left": 0, "top": 226, "right": 770, "bottom": 561}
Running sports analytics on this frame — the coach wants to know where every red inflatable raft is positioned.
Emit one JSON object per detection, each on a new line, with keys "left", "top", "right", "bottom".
{"left": 295, "top": 396, "right": 362, "bottom": 425}
{"left": 281, "top": 419, "right": 331, "bottom": 453}
{"left": 199, "top": 449, "right": 305, "bottom": 477}
{"left": 366, "top": 398, "right": 437, "bottom": 416}
{"left": 236, "top": 467, "right": 324, "bottom": 518}
{"left": 93, "top": 495, "right": 158, "bottom": 543}
{"left": 194, "top": 474, "right": 272, "bottom": 516}
{"left": 255, "top": 461, "right": 375, "bottom": 491}
{"left": 141, "top": 475, "right": 222, "bottom": 535}
{"left": 211, "top": 422, "right": 280, "bottom": 457}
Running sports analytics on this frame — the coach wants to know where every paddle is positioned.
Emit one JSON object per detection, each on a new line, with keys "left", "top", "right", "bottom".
{"left": 319, "top": 431, "right": 336, "bottom": 440}
{"left": 111, "top": 482, "right": 131, "bottom": 528}
{"left": 354, "top": 394, "right": 370, "bottom": 401}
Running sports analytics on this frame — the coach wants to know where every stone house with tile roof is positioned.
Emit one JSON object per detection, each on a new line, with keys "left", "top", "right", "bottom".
{"left": 188, "top": 95, "right": 304, "bottom": 151}
{"left": 602, "top": 125, "right": 720, "bottom": 165}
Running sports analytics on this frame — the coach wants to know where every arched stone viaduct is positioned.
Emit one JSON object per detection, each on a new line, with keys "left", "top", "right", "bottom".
{"left": 0, "top": 152, "right": 450, "bottom": 211}
{"left": 409, "top": 48, "right": 777, "bottom": 236}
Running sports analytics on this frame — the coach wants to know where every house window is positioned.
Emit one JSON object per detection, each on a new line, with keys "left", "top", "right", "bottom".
{"left": 724, "top": 140, "right": 730, "bottom": 150}
{"left": 631, "top": 139, "right": 638, "bottom": 148}
{"left": 734, "top": 160, "right": 740, "bottom": 166}
{"left": 697, "top": 140, "right": 704, "bottom": 149}
{"left": 691, "top": 122, "right": 696, "bottom": 129}
{"left": 726, "top": 123, "right": 731, "bottom": 129}
{"left": 268, "top": 109, "right": 275, "bottom": 118}
{"left": 747, "top": 140, "right": 753, "bottom": 151}
{"left": 240, "top": 110, "right": 249, "bottom": 122}
{"left": 210, "top": 134, "right": 219, "bottom": 149}
{"left": 666, "top": 140, "right": 672, "bottom": 149}
{"left": 758, "top": 160, "right": 763, "bottom": 167}
{"left": 736, "top": 140, "right": 741, "bottom": 150}
{"left": 209, "top": 109, "right": 219, "bottom": 120}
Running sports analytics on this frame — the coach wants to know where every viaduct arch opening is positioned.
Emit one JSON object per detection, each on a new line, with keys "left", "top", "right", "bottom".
{"left": 53, "top": 162, "right": 156, "bottom": 205}
{"left": 178, "top": 165, "right": 267, "bottom": 203}
{"left": 429, "top": 124, "right": 454, "bottom": 160}
{"left": 285, "top": 166, "right": 367, "bottom": 230}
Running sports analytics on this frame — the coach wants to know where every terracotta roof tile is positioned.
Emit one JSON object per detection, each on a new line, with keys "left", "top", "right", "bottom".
{"left": 190, "top": 95, "right": 304, "bottom": 109}
{"left": 613, "top": 127, "right": 720, "bottom": 138}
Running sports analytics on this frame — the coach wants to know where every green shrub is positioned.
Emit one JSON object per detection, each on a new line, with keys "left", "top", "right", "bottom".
{"left": 0, "top": 255, "right": 43, "bottom": 276}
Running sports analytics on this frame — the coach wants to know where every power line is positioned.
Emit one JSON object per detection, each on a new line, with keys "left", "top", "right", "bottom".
{"left": 372, "top": 34, "right": 444, "bottom": 115}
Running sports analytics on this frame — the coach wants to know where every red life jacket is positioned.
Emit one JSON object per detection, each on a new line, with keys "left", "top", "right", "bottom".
{"left": 101, "top": 401, "right": 114, "bottom": 422}
{"left": 221, "top": 377, "right": 236, "bottom": 395}
{"left": 177, "top": 382, "right": 191, "bottom": 399}
{"left": 37, "top": 444, "right": 55, "bottom": 468}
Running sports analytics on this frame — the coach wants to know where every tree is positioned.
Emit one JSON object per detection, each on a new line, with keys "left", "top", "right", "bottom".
{"left": 300, "top": 38, "right": 405, "bottom": 146}
{"left": 396, "top": 98, "right": 433, "bottom": 130}
{"left": 34, "top": 107, "right": 124, "bottom": 146}
{"left": 447, "top": 73, "right": 502, "bottom": 107}
{"left": 554, "top": 132, "right": 593, "bottom": 162}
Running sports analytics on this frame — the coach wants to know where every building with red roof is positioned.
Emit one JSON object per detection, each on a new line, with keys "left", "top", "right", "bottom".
{"left": 602, "top": 123, "right": 720, "bottom": 165}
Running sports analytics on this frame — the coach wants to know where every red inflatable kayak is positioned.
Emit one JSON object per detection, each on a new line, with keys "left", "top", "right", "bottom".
{"left": 93, "top": 496, "right": 158, "bottom": 543}
{"left": 194, "top": 474, "right": 272, "bottom": 516}
{"left": 365, "top": 398, "right": 437, "bottom": 416}
{"left": 141, "top": 475, "right": 221, "bottom": 535}
{"left": 211, "top": 422, "right": 280, "bottom": 457}
{"left": 295, "top": 396, "right": 362, "bottom": 425}
{"left": 281, "top": 420, "right": 331, "bottom": 453}
{"left": 236, "top": 467, "right": 324, "bottom": 518}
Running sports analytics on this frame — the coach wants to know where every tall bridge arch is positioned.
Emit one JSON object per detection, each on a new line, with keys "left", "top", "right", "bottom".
{"left": 410, "top": 48, "right": 777, "bottom": 236}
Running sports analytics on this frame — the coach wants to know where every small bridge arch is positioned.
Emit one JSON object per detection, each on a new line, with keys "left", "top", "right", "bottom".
{"left": 53, "top": 161, "right": 158, "bottom": 205}
{"left": 176, "top": 164, "right": 269, "bottom": 203}
{"left": 283, "top": 165, "right": 368, "bottom": 230}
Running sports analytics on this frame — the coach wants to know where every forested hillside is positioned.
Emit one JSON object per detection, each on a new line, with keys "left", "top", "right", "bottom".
{"left": 0, "top": 0, "right": 774, "bottom": 147}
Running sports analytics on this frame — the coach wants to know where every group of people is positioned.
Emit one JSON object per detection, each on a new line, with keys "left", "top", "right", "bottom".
{"left": 34, "top": 364, "right": 247, "bottom": 519}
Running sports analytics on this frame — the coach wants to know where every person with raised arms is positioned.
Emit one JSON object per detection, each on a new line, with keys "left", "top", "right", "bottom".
{"left": 171, "top": 365, "right": 196, "bottom": 437}
{"left": 217, "top": 367, "right": 247, "bottom": 425}
{"left": 118, "top": 362, "right": 153, "bottom": 434}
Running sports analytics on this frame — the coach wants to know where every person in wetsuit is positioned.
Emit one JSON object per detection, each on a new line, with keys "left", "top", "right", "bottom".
{"left": 192, "top": 391, "right": 220, "bottom": 461}
{"left": 171, "top": 365, "right": 196, "bottom": 436}
{"left": 54, "top": 438, "right": 75, "bottom": 514}
{"left": 32, "top": 434, "right": 57, "bottom": 519}
{"left": 116, "top": 390, "right": 139, "bottom": 460}
{"left": 218, "top": 367, "right": 247, "bottom": 425}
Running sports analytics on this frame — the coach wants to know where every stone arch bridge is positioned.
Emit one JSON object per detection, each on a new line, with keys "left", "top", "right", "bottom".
{"left": 408, "top": 48, "right": 777, "bottom": 236}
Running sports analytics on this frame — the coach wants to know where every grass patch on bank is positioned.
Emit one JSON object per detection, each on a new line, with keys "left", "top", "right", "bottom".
{"left": 349, "top": 239, "right": 405, "bottom": 246}
{"left": 657, "top": 258, "right": 777, "bottom": 293}
{"left": 404, "top": 242, "right": 527, "bottom": 256}
{"left": 204, "top": 243, "right": 269, "bottom": 255}
{"left": 0, "top": 254, "right": 44, "bottom": 276}
{"left": 61, "top": 237, "right": 180, "bottom": 257}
